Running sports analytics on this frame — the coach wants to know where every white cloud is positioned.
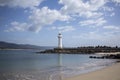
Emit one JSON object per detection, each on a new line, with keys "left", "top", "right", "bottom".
{"left": 73, "top": 31, "right": 104, "bottom": 40}
{"left": 89, "top": 0, "right": 107, "bottom": 11}
{"left": 72, "top": 30, "right": 120, "bottom": 46}
{"left": 6, "top": 7, "right": 70, "bottom": 33}
{"left": 102, "top": 6, "right": 114, "bottom": 11}
{"left": 112, "top": 0, "right": 120, "bottom": 3}
{"left": 59, "top": 0, "right": 107, "bottom": 18}
{"left": 29, "top": 7, "right": 70, "bottom": 25}
{"left": 79, "top": 17, "right": 106, "bottom": 27}
{"left": 28, "top": 7, "right": 70, "bottom": 32}
{"left": 3, "top": 0, "right": 120, "bottom": 33}
{"left": 28, "top": 25, "right": 42, "bottom": 33}
{"left": 110, "top": 12, "right": 115, "bottom": 16}
{"left": 103, "top": 25, "right": 119, "bottom": 30}
{"left": 51, "top": 26, "right": 75, "bottom": 32}
{"left": 102, "top": 6, "right": 115, "bottom": 17}
{"left": 5, "top": 21, "right": 31, "bottom": 32}
{"left": 79, "top": 11, "right": 103, "bottom": 18}
{"left": 0, "top": 0, "right": 43, "bottom": 8}
{"left": 111, "top": 0, "right": 120, "bottom": 6}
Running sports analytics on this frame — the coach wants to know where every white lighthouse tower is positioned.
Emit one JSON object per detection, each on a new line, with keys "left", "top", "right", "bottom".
{"left": 58, "top": 33, "right": 62, "bottom": 49}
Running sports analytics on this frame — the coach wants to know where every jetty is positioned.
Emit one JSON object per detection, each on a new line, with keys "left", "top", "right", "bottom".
{"left": 40, "top": 46, "right": 120, "bottom": 54}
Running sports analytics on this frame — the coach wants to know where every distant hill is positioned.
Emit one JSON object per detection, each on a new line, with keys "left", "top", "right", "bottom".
{"left": 0, "top": 41, "right": 53, "bottom": 50}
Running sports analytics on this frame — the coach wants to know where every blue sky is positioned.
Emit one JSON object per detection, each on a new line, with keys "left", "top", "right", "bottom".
{"left": 0, "top": 0, "right": 120, "bottom": 47}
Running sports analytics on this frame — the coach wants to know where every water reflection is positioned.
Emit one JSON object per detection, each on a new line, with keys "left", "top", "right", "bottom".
{"left": 49, "top": 54, "right": 63, "bottom": 80}
{"left": 58, "top": 54, "right": 62, "bottom": 67}
{"left": 59, "top": 54, "right": 63, "bottom": 80}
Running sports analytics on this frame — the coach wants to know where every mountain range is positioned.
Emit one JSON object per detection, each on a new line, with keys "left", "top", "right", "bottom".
{"left": 0, "top": 41, "right": 53, "bottom": 49}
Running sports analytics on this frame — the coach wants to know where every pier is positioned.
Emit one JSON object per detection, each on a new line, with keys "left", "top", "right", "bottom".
{"left": 40, "top": 46, "right": 120, "bottom": 54}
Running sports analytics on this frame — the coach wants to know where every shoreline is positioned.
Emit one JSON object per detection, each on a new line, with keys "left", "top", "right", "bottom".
{"left": 0, "top": 48, "right": 40, "bottom": 50}
{"left": 63, "top": 62, "right": 120, "bottom": 80}
{"left": 40, "top": 46, "right": 120, "bottom": 54}
{"left": 95, "top": 52, "right": 120, "bottom": 55}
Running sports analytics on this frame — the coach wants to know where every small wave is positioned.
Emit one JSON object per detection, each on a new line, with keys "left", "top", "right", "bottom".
{"left": 0, "top": 60, "right": 117, "bottom": 80}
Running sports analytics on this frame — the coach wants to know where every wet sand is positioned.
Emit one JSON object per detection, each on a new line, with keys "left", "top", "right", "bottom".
{"left": 63, "top": 62, "right": 120, "bottom": 80}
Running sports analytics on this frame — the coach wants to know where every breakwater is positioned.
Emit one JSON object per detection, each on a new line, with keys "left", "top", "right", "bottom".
{"left": 39, "top": 46, "right": 120, "bottom": 54}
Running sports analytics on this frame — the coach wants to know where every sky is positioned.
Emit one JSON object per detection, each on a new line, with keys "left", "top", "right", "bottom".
{"left": 0, "top": 0, "right": 120, "bottom": 47}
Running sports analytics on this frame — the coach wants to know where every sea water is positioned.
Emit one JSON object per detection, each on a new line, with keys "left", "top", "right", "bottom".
{"left": 0, "top": 50, "right": 117, "bottom": 80}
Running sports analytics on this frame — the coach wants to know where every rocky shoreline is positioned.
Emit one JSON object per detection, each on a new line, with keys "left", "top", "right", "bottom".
{"left": 39, "top": 46, "right": 120, "bottom": 54}
{"left": 89, "top": 54, "right": 120, "bottom": 59}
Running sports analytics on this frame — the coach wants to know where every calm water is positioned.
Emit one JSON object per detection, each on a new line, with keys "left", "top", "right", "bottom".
{"left": 0, "top": 50, "right": 117, "bottom": 80}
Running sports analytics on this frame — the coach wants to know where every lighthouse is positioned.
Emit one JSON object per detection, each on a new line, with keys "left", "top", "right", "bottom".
{"left": 58, "top": 33, "right": 62, "bottom": 49}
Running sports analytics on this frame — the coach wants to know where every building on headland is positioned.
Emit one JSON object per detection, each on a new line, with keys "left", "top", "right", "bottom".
{"left": 58, "top": 33, "right": 62, "bottom": 49}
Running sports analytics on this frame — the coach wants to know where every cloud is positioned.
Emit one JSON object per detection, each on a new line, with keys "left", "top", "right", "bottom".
{"left": 3, "top": 0, "right": 120, "bottom": 33}
{"left": 72, "top": 31, "right": 104, "bottom": 40}
{"left": 6, "top": 7, "right": 70, "bottom": 33}
{"left": 112, "top": 0, "right": 120, "bottom": 3}
{"left": 72, "top": 30, "right": 120, "bottom": 46}
{"left": 5, "top": 21, "right": 31, "bottom": 32}
{"left": 51, "top": 26, "right": 75, "bottom": 32}
{"left": 103, "top": 25, "right": 119, "bottom": 30}
{"left": 79, "top": 17, "right": 106, "bottom": 27}
{"left": 102, "top": 6, "right": 114, "bottom": 12}
{"left": 29, "top": 7, "right": 70, "bottom": 25}
{"left": 59, "top": 0, "right": 107, "bottom": 18}
{"left": 79, "top": 11, "right": 103, "bottom": 18}
{"left": 28, "top": 7, "right": 70, "bottom": 32}
{"left": 0, "top": 0, "right": 43, "bottom": 8}
{"left": 110, "top": 12, "right": 115, "bottom": 16}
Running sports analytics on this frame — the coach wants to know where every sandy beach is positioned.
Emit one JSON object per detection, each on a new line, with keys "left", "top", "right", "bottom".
{"left": 63, "top": 62, "right": 120, "bottom": 80}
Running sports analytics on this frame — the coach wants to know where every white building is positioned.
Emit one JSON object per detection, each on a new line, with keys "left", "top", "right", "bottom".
{"left": 58, "top": 33, "right": 62, "bottom": 49}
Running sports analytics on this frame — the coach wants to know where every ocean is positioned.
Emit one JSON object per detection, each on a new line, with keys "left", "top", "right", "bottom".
{"left": 0, "top": 49, "right": 117, "bottom": 80}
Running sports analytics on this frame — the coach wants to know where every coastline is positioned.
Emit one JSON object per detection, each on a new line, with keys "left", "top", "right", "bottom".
{"left": 63, "top": 62, "right": 120, "bottom": 80}
{"left": 95, "top": 52, "right": 120, "bottom": 55}
{"left": 0, "top": 49, "right": 27, "bottom": 50}
{"left": 0, "top": 48, "right": 40, "bottom": 50}
{"left": 40, "top": 46, "right": 120, "bottom": 54}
